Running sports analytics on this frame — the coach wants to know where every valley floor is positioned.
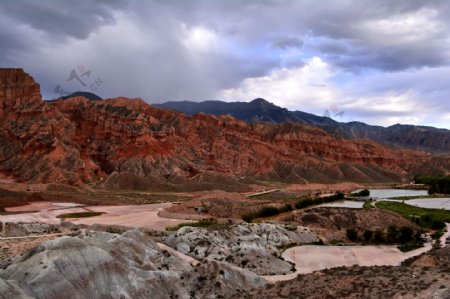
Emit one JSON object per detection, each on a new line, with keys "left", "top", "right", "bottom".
{"left": 1, "top": 183, "right": 449, "bottom": 298}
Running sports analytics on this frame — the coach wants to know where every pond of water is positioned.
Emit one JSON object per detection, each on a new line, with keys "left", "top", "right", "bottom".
{"left": 405, "top": 198, "right": 450, "bottom": 210}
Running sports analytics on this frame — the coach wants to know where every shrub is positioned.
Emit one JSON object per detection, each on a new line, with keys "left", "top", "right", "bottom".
{"left": 431, "top": 220, "right": 446, "bottom": 230}
{"left": 278, "top": 204, "right": 293, "bottom": 213}
{"left": 414, "top": 175, "right": 450, "bottom": 194}
{"left": 242, "top": 206, "right": 280, "bottom": 222}
{"left": 398, "top": 226, "right": 414, "bottom": 244}
{"left": 374, "top": 229, "right": 385, "bottom": 243}
{"left": 259, "top": 206, "right": 280, "bottom": 217}
{"left": 387, "top": 225, "right": 398, "bottom": 243}
{"left": 398, "top": 243, "right": 423, "bottom": 252}
{"left": 56, "top": 212, "right": 103, "bottom": 218}
{"left": 346, "top": 228, "right": 358, "bottom": 241}
{"left": 351, "top": 189, "right": 370, "bottom": 197}
{"left": 294, "top": 192, "right": 344, "bottom": 209}
{"left": 363, "top": 229, "right": 373, "bottom": 242}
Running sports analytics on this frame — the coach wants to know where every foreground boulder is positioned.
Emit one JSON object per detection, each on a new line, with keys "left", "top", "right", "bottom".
{"left": 0, "top": 230, "right": 265, "bottom": 299}
{"left": 0, "top": 278, "right": 33, "bottom": 299}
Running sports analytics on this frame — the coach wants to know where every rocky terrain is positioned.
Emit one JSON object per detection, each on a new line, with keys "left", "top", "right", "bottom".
{"left": 1, "top": 68, "right": 449, "bottom": 190}
{"left": 159, "top": 99, "right": 450, "bottom": 153}
{"left": 0, "top": 222, "right": 60, "bottom": 238}
{"left": 164, "top": 223, "right": 318, "bottom": 275}
{"left": 1, "top": 220, "right": 448, "bottom": 299}
{"left": 0, "top": 229, "right": 267, "bottom": 299}
{"left": 239, "top": 246, "right": 450, "bottom": 299}
{"left": 0, "top": 222, "right": 77, "bottom": 270}
{"left": 277, "top": 207, "right": 422, "bottom": 241}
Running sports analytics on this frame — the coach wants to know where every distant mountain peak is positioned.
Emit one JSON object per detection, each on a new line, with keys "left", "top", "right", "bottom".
{"left": 156, "top": 99, "right": 450, "bottom": 153}
{"left": 250, "top": 98, "right": 270, "bottom": 104}
{"left": 249, "top": 98, "right": 274, "bottom": 108}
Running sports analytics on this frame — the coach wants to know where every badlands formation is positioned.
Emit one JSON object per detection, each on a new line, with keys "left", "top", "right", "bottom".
{"left": 0, "top": 69, "right": 450, "bottom": 298}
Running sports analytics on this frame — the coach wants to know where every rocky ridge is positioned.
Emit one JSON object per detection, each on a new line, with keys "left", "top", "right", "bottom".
{"left": 0, "top": 230, "right": 266, "bottom": 299}
{"left": 164, "top": 223, "right": 318, "bottom": 275}
{"left": 158, "top": 99, "right": 450, "bottom": 153}
{"left": 0, "top": 68, "right": 449, "bottom": 189}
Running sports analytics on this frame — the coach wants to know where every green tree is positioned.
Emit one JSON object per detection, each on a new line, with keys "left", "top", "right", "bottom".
{"left": 346, "top": 228, "right": 358, "bottom": 241}
{"left": 387, "top": 225, "right": 398, "bottom": 243}
{"left": 374, "top": 229, "right": 385, "bottom": 243}
{"left": 363, "top": 229, "right": 373, "bottom": 242}
{"left": 398, "top": 226, "right": 413, "bottom": 244}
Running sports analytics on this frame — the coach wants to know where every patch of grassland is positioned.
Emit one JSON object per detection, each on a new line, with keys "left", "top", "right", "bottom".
{"left": 398, "top": 243, "right": 424, "bottom": 252}
{"left": 376, "top": 201, "right": 450, "bottom": 229}
{"left": 363, "top": 201, "right": 374, "bottom": 209}
{"left": 388, "top": 195, "right": 447, "bottom": 201}
{"left": 57, "top": 212, "right": 103, "bottom": 218}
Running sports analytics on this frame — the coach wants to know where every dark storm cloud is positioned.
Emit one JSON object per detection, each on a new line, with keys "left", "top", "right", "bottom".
{"left": 0, "top": 0, "right": 128, "bottom": 40}
{"left": 1, "top": 0, "right": 450, "bottom": 128}
{"left": 0, "top": 0, "right": 129, "bottom": 64}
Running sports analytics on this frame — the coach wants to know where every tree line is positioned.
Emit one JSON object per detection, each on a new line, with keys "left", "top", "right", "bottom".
{"left": 242, "top": 192, "right": 344, "bottom": 222}
{"left": 414, "top": 175, "right": 450, "bottom": 194}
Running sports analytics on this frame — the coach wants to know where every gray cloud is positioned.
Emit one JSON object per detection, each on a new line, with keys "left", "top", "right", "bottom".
{"left": 0, "top": 0, "right": 127, "bottom": 40}
{"left": 272, "top": 37, "right": 303, "bottom": 49}
{"left": 1, "top": 0, "right": 450, "bottom": 127}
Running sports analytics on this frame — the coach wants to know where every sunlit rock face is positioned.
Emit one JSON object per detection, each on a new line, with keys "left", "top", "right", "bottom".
{"left": 0, "top": 68, "right": 42, "bottom": 118}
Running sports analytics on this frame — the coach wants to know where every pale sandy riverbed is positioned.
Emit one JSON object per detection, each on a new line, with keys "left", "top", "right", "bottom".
{"left": 1, "top": 202, "right": 193, "bottom": 231}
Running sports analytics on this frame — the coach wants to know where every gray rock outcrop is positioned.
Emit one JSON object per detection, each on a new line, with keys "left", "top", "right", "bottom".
{"left": 0, "top": 222, "right": 60, "bottom": 238}
{"left": 164, "top": 223, "right": 318, "bottom": 275}
{"left": 0, "top": 230, "right": 265, "bottom": 299}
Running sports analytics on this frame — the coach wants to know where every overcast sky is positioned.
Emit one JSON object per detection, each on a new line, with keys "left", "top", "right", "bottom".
{"left": 1, "top": 0, "right": 450, "bottom": 128}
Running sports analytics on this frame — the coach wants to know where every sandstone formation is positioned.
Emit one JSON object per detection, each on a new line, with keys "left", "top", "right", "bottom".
{"left": 0, "top": 230, "right": 266, "bottom": 299}
{"left": 158, "top": 99, "right": 450, "bottom": 153}
{"left": 0, "top": 68, "right": 449, "bottom": 190}
{"left": 164, "top": 223, "right": 318, "bottom": 275}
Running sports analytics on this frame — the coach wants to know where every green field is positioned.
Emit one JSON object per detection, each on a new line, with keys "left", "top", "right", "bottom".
{"left": 56, "top": 212, "right": 103, "bottom": 218}
{"left": 376, "top": 201, "right": 450, "bottom": 229}
{"left": 388, "top": 195, "right": 447, "bottom": 201}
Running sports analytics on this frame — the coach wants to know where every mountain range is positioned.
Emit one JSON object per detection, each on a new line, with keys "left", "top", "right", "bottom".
{"left": 156, "top": 99, "right": 450, "bottom": 153}
{"left": 1, "top": 68, "right": 449, "bottom": 190}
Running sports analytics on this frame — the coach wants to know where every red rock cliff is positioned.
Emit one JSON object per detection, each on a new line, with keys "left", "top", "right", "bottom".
{"left": 0, "top": 68, "right": 448, "bottom": 188}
